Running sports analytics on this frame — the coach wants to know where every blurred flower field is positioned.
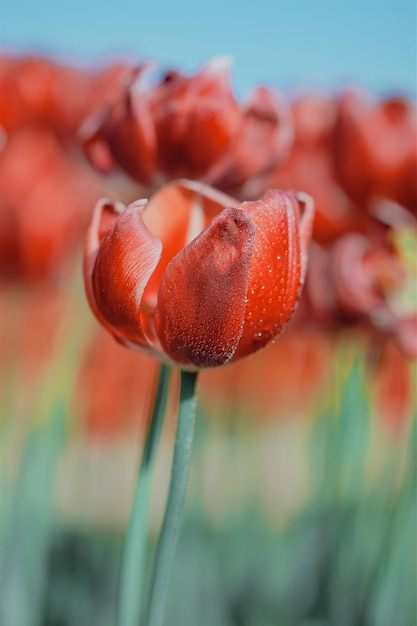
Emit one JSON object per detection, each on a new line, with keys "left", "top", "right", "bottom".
{"left": 0, "top": 53, "right": 416, "bottom": 626}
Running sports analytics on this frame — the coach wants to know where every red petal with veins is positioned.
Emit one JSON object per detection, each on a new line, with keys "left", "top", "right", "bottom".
{"left": 233, "top": 190, "right": 314, "bottom": 360}
{"left": 156, "top": 207, "right": 255, "bottom": 367}
{"left": 85, "top": 198, "right": 162, "bottom": 348}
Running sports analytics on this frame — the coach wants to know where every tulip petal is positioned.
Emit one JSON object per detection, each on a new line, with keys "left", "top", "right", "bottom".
{"left": 87, "top": 198, "right": 162, "bottom": 348}
{"left": 84, "top": 197, "right": 126, "bottom": 328}
{"left": 233, "top": 190, "right": 314, "bottom": 360}
{"left": 81, "top": 113, "right": 118, "bottom": 174}
{"left": 297, "top": 191, "right": 316, "bottom": 282}
{"left": 81, "top": 66, "right": 157, "bottom": 186}
{"left": 156, "top": 206, "right": 256, "bottom": 367}
{"left": 141, "top": 180, "right": 239, "bottom": 311}
{"left": 150, "top": 58, "right": 241, "bottom": 178}
{"left": 206, "top": 86, "right": 294, "bottom": 192}
{"left": 334, "top": 91, "right": 417, "bottom": 213}
{"left": 106, "top": 80, "right": 156, "bottom": 185}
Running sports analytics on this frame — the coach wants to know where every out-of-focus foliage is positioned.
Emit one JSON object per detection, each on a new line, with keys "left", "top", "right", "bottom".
{"left": 1, "top": 348, "right": 414, "bottom": 626}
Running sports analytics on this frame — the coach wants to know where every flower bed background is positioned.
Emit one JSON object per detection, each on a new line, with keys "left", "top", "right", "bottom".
{"left": 0, "top": 53, "right": 415, "bottom": 626}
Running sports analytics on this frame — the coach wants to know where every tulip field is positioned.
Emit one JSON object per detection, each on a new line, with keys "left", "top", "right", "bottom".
{"left": 0, "top": 54, "right": 416, "bottom": 626}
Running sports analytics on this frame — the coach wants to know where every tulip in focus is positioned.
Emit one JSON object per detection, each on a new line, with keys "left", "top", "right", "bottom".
{"left": 84, "top": 180, "right": 314, "bottom": 369}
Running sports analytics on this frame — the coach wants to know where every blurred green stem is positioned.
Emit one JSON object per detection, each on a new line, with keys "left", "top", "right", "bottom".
{"left": 144, "top": 370, "right": 199, "bottom": 626}
{"left": 118, "top": 364, "right": 171, "bottom": 626}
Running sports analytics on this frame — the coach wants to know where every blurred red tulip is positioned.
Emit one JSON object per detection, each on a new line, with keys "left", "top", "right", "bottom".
{"left": 0, "top": 55, "right": 133, "bottom": 142}
{"left": 150, "top": 58, "right": 241, "bottom": 179}
{"left": 84, "top": 180, "right": 314, "bottom": 369}
{"left": 330, "top": 233, "right": 405, "bottom": 317}
{"left": 334, "top": 91, "right": 417, "bottom": 214}
{"left": 81, "top": 58, "right": 294, "bottom": 193}
{"left": 303, "top": 229, "right": 416, "bottom": 356}
{"left": 201, "top": 326, "right": 333, "bottom": 422}
{"left": 205, "top": 85, "right": 293, "bottom": 193}
{"left": 251, "top": 94, "right": 364, "bottom": 243}
{"left": 81, "top": 64, "right": 157, "bottom": 186}
{"left": 0, "top": 126, "right": 101, "bottom": 281}
{"left": 0, "top": 55, "right": 91, "bottom": 138}
{"left": 86, "top": 61, "right": 134, "bottom": 114}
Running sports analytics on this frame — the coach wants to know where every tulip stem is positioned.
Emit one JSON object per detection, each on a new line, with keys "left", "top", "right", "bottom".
{"left": 143, "top": 370, "right": 199, "bottom": 626}
{"left": 118, "top": 364, "right": 171, "bottom": 626}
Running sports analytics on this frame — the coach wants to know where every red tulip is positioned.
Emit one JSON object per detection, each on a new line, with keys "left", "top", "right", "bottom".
{"left": 81, "top": 58, "right": 294, "bottom": 194}
{"left": 0, "top": 126, "right": 102, "bottom": 281}
{"left": 205, "top": 85, "right": 294, "bottom": 193}
{"left": 303, "top": 229, "right": 417, "bottom": 357}
{"left": 84, "top": 180, "right": 314, "bottom": 369}
{"left": 0, "top": 55, "right": 92, "bottom": 138}
{"left": 0, "top": 55, "right": 134, "bottom": 142}
{"left": 150, "top": 58, "right": 241, "bottom": 180}
{"left": 250, "top": 93, "right": 364, "bottom": 243}
{"left": 201, "top": 326, "right": 333, "bottom": 422}
{"left": 334, "top": 91, "right": 417, "bottom": 214}
{"left": 81, "top": 64, "right": 157, "bottom": 186}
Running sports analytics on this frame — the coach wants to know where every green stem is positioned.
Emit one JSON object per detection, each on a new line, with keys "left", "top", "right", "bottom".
{"left": 144, "top": 370, "right": 199, "bottom": 626}
{"left": 118, "top": 364, "right": 171, "bottom": 626}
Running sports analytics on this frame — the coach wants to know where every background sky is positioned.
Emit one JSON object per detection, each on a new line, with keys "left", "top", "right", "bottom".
{"left": 1, "top": 0, "right": 416, "bottom": 98}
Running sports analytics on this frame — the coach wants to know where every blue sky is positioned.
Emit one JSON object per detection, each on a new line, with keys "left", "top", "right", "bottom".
{"left": 1, "top": 0, "right": 416, "bottom": 98}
